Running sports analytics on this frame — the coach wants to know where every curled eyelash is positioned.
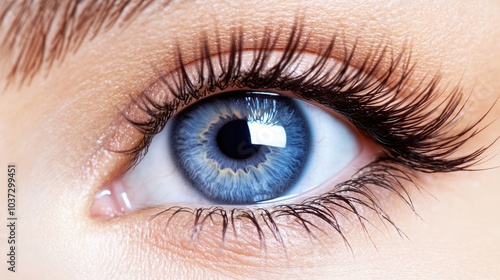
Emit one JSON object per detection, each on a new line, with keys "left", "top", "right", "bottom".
{"left": 114, "top": 23, "right": 490, "bottom": 249}
{"left": 124, "top": 24, "right": 488, "bottom": 173}
{"left": 148, "top": 160, "right": 415, "bottom": 252}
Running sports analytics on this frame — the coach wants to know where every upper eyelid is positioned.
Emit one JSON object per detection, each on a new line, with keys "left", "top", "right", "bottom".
{"left": 140, "top": 26, "right": 433, "bottom": 109}
{"left": 107, "top": 25, "right": 488, "bottom": 176}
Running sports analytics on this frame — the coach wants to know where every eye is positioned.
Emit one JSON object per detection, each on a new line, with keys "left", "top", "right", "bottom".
{"left": 88, "top": 27, "right": 487, "bottom": 249}
{"left": 93, "top": 90, "right": 362, "bottom": 213}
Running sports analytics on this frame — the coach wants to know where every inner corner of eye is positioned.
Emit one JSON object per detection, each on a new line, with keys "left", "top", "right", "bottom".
{"left": 90, "top": 90, "right": 367, "bottom": 220}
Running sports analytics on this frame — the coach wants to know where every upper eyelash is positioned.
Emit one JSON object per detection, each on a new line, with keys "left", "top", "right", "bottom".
{"left": 124, "top": 24, "right": 488, "bottom": 173}
{"left": 112, "top": 22, "right": 490, "bottom": 249}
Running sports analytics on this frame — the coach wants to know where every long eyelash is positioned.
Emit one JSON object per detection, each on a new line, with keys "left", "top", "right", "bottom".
{"left": 149, "top": 161, "right": 415, "bottom": 252}
{"left": 116, "top": 23, "right": 490, "bottom": 248}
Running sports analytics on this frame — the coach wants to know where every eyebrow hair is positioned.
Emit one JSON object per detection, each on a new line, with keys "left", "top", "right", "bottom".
{"left": 0, "top": 0, "right": 171, "bottom": 87}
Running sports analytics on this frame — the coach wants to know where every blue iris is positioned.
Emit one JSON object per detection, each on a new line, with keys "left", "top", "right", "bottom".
{"left": 170, "top": 91, "right": 311, "bottom": 204}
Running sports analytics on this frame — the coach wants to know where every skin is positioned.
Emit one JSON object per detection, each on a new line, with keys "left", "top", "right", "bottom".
{"left": 1, "top": 0, "right": 500, "bottom": 279}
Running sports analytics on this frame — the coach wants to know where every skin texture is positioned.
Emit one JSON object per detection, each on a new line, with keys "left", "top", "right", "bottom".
{"left": 1, "top": 0, "right": 500, "bottom": 279}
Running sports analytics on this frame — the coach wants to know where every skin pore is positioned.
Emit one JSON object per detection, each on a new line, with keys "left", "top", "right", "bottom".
{"left": 1, "top": 0, "right": 500, "bottom": 279}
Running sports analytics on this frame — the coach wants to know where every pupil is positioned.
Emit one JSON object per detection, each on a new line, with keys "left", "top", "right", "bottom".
{"left": 216, "top": 119, "right": 261, "bottom": 159}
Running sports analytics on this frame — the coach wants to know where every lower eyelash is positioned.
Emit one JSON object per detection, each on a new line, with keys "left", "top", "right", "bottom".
{"left": 148, "top": 160, "right": 417, "bottom": 251}
{"left": 109, "top": 22, "right": 491, "bottom": 249}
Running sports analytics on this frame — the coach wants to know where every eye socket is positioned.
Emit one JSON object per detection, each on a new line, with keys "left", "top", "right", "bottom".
{"left": 87, "top": 26, "right": 488, "bottom": 233}
{"left": 90, "top": 89, "right": 367, "bottom": 217}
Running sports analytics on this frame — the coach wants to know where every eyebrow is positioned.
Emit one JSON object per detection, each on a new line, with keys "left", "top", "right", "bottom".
{"left": 0, "top": 0, "right": 171, "bottom": 86}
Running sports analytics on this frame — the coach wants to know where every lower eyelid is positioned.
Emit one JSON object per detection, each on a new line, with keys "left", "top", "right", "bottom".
{"left": 97, "top": 163, "right": 418, "bottom": 266}
{"left": 89, "top": 121, "right": 389, "bottom": 257}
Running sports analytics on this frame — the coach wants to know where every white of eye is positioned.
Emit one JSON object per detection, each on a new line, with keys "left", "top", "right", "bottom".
{"left": 262, "top": 100, "right": 359, "bottom": 203}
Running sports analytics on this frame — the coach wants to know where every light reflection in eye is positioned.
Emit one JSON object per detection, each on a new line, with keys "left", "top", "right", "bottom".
{"left": 90, "top": 90, "right": 360, "bottom": 218}
{"left": 92, "top": 183, "right": 132, "bottom": 218}
{"left": 247, "top": 122, "right": 287, "bottom": 148}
